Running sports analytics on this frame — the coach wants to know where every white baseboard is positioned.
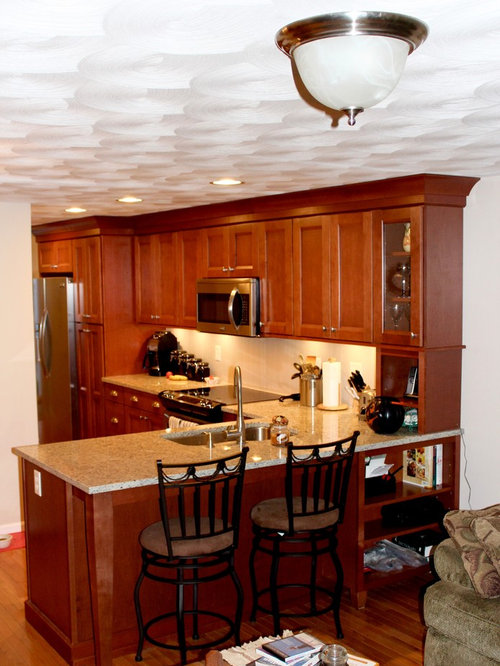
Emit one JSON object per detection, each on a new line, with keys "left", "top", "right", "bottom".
{"left": 0, "top": 521, "right": 24, "bottom": 535}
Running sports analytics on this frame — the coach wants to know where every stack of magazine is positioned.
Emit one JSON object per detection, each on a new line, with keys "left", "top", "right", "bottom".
{"left": 250, "top": 632, "right": 378, "bottom": 666}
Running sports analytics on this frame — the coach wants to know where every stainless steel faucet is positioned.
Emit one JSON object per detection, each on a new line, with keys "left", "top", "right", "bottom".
{"left": 226, "top": 365, "right": 245, "bottom": 447}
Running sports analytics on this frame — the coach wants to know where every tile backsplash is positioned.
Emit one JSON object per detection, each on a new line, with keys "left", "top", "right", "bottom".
{"left": 170, "top": 328, "right": 376, "bottom": 406}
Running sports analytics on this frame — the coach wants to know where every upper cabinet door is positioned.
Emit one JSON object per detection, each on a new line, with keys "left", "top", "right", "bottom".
{"left": 38, "top": 240, "right": 73, "bottom": 274}
{"left": 258, "top": 219, "right": 294, "bottom": 336}
{"left": 330, "top": 211, "right": 373, "bottom": 343}
{"left": 293, "top": 216, "right": 331, "bottom": 339}
{"left": 201, "top": 223, "right": 259, "bottom": 277}
{"left": 73, "top": 237, "right": 103, "bottom": 324}
{"left": 176, "top": 229, "right": 202, "bottom": 328}
{"left": 135, "top": 233, "right": 178, "bottom": 325}
{"left": 373, "top": 207, "right": 422, "bottom": 346}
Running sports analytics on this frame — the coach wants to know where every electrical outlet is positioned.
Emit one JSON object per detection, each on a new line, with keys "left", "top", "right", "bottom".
{"left": 215, "top": 345, "right": 222, "bottom": 362}
{"left": 34, "top": 469, "right": 42, "bottom": 497}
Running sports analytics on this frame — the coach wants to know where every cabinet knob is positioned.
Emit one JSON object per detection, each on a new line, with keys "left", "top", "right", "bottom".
{"left": 111, "top": 417, "right": 119, "bottom": 424}
{"left": 410, "top": 332, "right": 418, "bottom": 338}
{"left": 330, "top": 327, "right": 337, "bottom": 332}
{"left": 82, "top": 314, "right": 91, "bottom": 319}
{"left": 322, "top": 326, "right": 327, "bottom": 332}
{"left": 51, "top": 264, "right": 58, "bottom": 269}
{"left": 140, "top": 415, "right": 149, "bottom": 421}
{"left": 110, "top": 390, "right": 118, "bottom": 397}
{"left": 228, "top": 266, "right": 235, "bottom": 271}
{"left": 152, "top": 401, "right": 160, "bottom": 409}
{"left": 130, "top": 395, "right": 139, "bottom": 403}
{"left": 82, "top": 328, "right": 91, "bottom": 333}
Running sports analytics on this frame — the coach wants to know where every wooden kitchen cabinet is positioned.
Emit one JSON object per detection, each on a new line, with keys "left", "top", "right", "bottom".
{"left": 76, "top": 323, "right": 105, "bottom": 440}
{"left": 373, "top": 204, "right": 464, "bottom": 348}
{"left": 72, "top": 236, "right": 103, "bottom": 324}
{"left": 176, "top": 229, "right": 203, "bottom": 328}
{"left": 122, "top": 387, "right": 166, "bottom": 432}
{"left": 38, "top": 239, "right": 73, "bottom": 274}
{"left": 134, "top": 233, "right": 178, "bottom": 325}
{"left": 257, "top": 219, "right": 294, "bottom": 336}
{"left": 201, "top": 223, "right": 259, "bottom": 277}
{"left": 293, "top": 212, "right": 373, "bottom": 342}
{"left": 340, "top": 435, "right": 459, "bottom": 608}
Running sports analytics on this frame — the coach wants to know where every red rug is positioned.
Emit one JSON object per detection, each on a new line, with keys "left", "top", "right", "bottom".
{"left": 0, "top": 532, "right": 25, "bottom": 552}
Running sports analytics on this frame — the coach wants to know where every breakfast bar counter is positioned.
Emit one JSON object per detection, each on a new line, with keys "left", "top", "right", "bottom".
{"left": 13, "top": 401, "right": 460, "bottom": 666}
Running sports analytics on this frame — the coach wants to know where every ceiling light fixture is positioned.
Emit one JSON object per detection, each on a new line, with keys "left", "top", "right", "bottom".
{"left": 210, "top": 178, "right": 243, "bottom": 186}
{"left": 116, "top": 196, "right": 143, "bottom": 203}
{"left": 276, "top": 11, "right": 428, "bottom": 126}
{"left": 65, "top": 207, "right": 87, "bottom": 214}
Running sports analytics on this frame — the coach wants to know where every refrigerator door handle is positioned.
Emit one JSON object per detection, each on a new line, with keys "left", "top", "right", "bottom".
{"left": 39, "top": 308, "right": 50, "bottom": 378}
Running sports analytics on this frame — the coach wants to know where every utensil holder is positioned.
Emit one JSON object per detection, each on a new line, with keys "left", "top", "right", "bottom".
{"left": 300, "top": 375, "right": 323, "bottom": 407}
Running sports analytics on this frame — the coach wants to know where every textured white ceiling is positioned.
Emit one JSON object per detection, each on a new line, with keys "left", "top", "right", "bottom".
{"left": 1, "top": 0, "right": 499, "bottom": 226}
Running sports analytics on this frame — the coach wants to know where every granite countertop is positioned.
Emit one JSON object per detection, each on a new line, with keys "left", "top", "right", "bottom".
{"left": 101, "top": 373, "right": 208, "bottom": 393}
{"left": 13, "top": 385, "right": 460, "bottom": 495}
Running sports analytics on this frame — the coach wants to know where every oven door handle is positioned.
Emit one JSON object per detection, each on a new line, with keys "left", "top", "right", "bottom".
{"left": 228, "top": 287, "right": 240, "bottom": 330}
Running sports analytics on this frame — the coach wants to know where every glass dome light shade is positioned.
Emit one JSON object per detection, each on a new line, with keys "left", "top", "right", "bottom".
{"left": 292, "top": 35, "right": 410, "bottom": 111}
{"left": 276, "top": 11, "right": 428, "bottom": 124}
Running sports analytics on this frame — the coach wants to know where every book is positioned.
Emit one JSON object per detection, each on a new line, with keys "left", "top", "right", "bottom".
{"left": 433, "top": 443, "right": 443, "bottom": 487}
{"left": 402, "top": 446, "right": 434, "bottom": 488}
{"left": 258, "top": 634, "right": 320, "bottom": 664}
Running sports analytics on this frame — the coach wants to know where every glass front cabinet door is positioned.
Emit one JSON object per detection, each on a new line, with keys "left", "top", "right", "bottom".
{"left": 373, "top": 207, "right": 422, "bottom": 345}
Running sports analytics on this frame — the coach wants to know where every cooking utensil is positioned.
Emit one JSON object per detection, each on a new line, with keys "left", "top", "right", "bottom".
{"left": 279, "top": 392, "right": 300, "bottom": 402}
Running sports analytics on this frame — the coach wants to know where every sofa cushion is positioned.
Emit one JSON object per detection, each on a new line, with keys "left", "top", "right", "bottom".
{"left": 472, "top": 515, "right": 500, "bottom": 578}
{"left": 444, "top": 504, "right": 500, "bottom": 599}
{"left": 433, "top": 538, "right": 474, "bottom": 588}
{"left": 424, "top": 580, "right": 500, "bottom": 663}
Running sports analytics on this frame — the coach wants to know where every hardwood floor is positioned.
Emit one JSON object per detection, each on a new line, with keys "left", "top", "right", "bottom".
{"left": 0, "top": 546, "right": 433, "bottom": 665}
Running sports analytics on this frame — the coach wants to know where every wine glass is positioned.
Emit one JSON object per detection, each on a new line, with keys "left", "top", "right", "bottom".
{"left": 390, "top": 302, "right": 404, "bottom": 328}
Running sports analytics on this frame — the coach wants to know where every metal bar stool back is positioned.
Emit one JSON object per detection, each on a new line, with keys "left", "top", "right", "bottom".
{"left": 134, "top": 447, "right": 249, "bottom": 664}
{"left": 249, "top": 431, "right": 359, "bottom": 638}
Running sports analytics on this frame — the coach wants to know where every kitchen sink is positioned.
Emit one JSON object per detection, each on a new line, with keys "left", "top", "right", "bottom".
{"left": 164, "top": 423, "right": 271, "bottom": 446}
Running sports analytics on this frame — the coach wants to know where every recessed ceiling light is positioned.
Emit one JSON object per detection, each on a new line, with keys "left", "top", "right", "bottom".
{"left": 116, "top": 196, "right": 143, "bottom": 203}
{"left": 210, "top": 178, "right": 243, "bottom": 186}
{"left": 65, "top": 207, "right": 87, "bottom": 214}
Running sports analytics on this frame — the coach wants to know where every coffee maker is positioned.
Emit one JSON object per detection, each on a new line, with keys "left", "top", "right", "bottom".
{"left": 143, "top": 331, "right": 178, "bottom": 376}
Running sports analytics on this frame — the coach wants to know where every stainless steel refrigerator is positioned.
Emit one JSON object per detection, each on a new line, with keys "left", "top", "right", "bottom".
{"left": 33, "top": 277, "right": 79, "bottom": 443}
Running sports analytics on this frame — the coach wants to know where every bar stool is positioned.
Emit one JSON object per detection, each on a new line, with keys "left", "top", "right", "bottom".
{"left": 134, "top": 447, "right": 249, "bottom": 664}
{"left": 249, "top": 431, "right": 359, "bottom": 638}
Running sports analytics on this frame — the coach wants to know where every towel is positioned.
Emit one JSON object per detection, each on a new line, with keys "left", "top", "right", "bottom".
{"left": 167, "top": 416, "right": 199, "bottom": 429}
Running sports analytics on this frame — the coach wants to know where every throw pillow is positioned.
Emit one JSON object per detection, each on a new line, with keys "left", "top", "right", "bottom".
{"left": 443, "top": 503, "right": 500, "bottom": 598}
{"left": 471, "top": 515, "right": 500, "bottom": 578}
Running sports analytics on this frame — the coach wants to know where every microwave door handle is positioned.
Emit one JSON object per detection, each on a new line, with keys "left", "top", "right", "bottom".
{"left": 228, "top": 288, "right": 239, "bottom": 330}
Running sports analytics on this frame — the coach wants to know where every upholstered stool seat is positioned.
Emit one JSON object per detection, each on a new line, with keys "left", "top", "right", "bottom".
{"left": 249, "top": 432, "right": 359, "bottom": 639}
{"left": 134, "top": 448, "right": 248, "bottom": 665}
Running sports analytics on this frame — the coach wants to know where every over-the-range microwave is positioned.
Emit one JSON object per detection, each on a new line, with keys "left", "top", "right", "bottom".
{"left": 196, "top": 277, "right": 260, "bottom": 337}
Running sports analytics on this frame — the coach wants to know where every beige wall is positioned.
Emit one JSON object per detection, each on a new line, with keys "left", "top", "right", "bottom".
{"left": 0, "top": 203, "right": 38, "bottom": 532}
{"left": 0, "top": 179, "right": 498, "bottom": 533}
{"left": 461, "top": 176, "right": 500, "bottom": 509}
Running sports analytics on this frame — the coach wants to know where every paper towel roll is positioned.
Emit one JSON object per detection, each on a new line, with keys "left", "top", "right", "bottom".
{"left": 322, "top": 359, "right": 341, "bottom": 407}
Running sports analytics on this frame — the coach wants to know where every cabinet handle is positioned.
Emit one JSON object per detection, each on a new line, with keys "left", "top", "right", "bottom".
{"left": 228, "top": 266, "right": 235, "bottom": 271}
{"left": 152, "top": 401, "right": 160, "bottom": 409}
{"left": 111, "top": 417, "right": 119, "bottom": 424}
{"left": 82, "top": 328, "right": 92, "bottom": 333}
{"left": 82, "top": 314, "right": 91, "bottom": 319}
{"left": 50, "top": 264, "right": 58, "bottom": 269}
{"left": 222, "top": 266, "right": 229, "bottom": 272}
{"left": 130, "top": 395, "right": 139, "bottom": 403}
{"left": 110, "top": 390, "right": 118, "bottom": 397}
{"left": 140, "top": 415, "right": 150, "bottom": 421}
{"left": 410, "top": 332, "right": 418, "bottom": 338}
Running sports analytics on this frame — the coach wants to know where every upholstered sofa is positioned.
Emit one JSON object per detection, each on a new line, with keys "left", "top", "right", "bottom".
{"left": 423, "top": 504, "right": 500, "bottom": 665}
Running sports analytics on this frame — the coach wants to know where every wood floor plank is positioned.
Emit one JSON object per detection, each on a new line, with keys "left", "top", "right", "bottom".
{"left": 0, "top": 546, "right": 432, "bottom": 665}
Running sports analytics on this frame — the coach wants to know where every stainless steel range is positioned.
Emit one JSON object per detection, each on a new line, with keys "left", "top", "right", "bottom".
{"left": 158, "top": 385, "right": 280, "bottom": 425}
